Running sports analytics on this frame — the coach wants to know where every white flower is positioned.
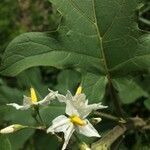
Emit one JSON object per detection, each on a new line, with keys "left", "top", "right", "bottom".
{"left": 0, "top": 124, "right": 26, "bottom": 134}
{"left": 7, "top": 88, "right": 58, "bottom": 110}
{"left": 47, "top": 86, "right": 107, "bottom": 150}
{"left": 57, "top": 86, "right": 107, "bottom": 118}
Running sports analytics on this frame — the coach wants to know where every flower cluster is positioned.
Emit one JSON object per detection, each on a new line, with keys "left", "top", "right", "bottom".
{"left": 1, "top": 86, "right": 107, "bottom": 150}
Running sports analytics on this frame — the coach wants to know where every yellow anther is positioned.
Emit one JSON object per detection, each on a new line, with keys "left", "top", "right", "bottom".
{"left": 76, "top": 86, "right": 82, "bottom": 95}
{"left": 70, "top": 115, "right": 86, "bottom": 126}
{"left": 30, "top": 88, "right": 37, "bottom": 103}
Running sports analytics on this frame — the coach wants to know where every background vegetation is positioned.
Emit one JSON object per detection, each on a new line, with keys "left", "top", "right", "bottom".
{"left": 0, "top": 0, "right": 150, "bottom": 149}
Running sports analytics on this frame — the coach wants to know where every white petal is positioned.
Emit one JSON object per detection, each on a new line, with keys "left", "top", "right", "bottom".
{"left": 66, "top": 90, "right": 73, "bottom": 101}
{"left": 38, "top": 90, "right": 58, "bottom": 106}
{"left": 65, "top": 100, "right": 79, "bottom": 116}
{"left": 96, "top": 103, "right": 108, "bottom": 109}
{"left": 86, "top": 103, "right": 107, "bottom": 111}
{"left": 23, "top": 96, "right": 32, "bottom": 105}
{"left": 58, "top": 91, "right": 79, "bottom": 116}
{"left": 57, "top": 91, "right": 74, "bottom": 103}
{"left": 62, "top": 123, "right": 74, "bottom": 150}
{"left": 77, "top": 120, "right": 100, "bottom": 138}
{"left": 47, "top": 115, "right": 70, "bottom": 134}
{"left": 73, "top": 93, "right": 86, "bottom": 105}
{"left": 57, "top": 94, "right": 66, "bottom": 102}
{"left": 7, "top": 103, "right": 30, "bottom": 110}
{"left": 80, "top": 103, "right": 108, "bottom": 118}
{"left": 48, "top": 89, "right": 58, "bottom": 99}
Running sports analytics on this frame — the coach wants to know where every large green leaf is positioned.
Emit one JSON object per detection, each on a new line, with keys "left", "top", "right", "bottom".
{"left": 0, "top": 0, "right": 150, "bottom": 76}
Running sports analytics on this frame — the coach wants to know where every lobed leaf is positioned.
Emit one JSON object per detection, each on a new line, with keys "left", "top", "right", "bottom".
{"left": 0, "top": 0, "right": 150, "bottom": 76}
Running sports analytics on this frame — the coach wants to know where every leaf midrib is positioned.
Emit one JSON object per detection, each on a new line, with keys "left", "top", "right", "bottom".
{"left": 67, "top": 0, "right": 125, "bottom": 75}
{"left": 92, "top": 0, "right": 109, "bottom": 75}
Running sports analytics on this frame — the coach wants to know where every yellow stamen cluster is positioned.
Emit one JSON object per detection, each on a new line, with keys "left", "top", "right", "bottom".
{"left": 30, "top": 88, "right": 37, "bottom": 103}
{"left": 70, "top": 115, "right": 86, "bottom": 126}
{"left": 75, "top": 86, "right": 82, "bottom": 95}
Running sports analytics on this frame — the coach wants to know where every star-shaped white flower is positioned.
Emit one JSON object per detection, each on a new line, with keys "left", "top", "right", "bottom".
{"left": 7, "top": 88, "right": 58, "bottom": 110}
{"left": 47, "top": 86, "right": 107, "bottom": 150}
{"left": 57, "top": 86, "right": 107, "bottom": 118}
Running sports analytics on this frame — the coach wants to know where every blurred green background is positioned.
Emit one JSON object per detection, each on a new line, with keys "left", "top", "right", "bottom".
{"left": 0, "top": 0, "right": 150, "bottom": 150}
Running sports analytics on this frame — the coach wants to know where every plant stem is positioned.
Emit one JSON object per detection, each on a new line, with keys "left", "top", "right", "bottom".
{"left": 91, "top": 125, "right": 127, "bottom": 150}
{"left": 107, "top": 76, "right": 125, "bottom": 118}
{"left": 32, "top": 106, "right": 45, "bottom": 126}
{"left": 91, "top": 116, "right": 147, "bottom": 150}
{"left": 28, "top": 126, "right": 46, "bottom": 131}
{"left": 35, "top": 107, "right": 45, "bottom": 126}
{"left": 94, "top": 111, "right": 119, "bottom": 122}
{"left": 32, "top": 114, "right": 41, "bottom": 125}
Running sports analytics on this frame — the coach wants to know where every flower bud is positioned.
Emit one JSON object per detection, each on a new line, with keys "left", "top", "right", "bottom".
{"left": 91, "top": 117, "right": 102, "bottom": 124}
{"left": 0, "top": 124, "right": 26, "bottom": 134}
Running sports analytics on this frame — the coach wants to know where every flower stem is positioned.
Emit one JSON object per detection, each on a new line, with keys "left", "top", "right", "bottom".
{"left": 35, "top": 107, "right": 45, "bottom": 126}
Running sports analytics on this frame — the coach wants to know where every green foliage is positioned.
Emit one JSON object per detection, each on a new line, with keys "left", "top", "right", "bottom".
{"left": 0, "top": 0, "right": 21, "bottom": 53}
{"left": 0, "top": 0, "right": 149, "bottom": 106}
{"left": 82, "top": 73, "right": 107, "bottom": 102}
{"left": 113, "top": 77, "right": 148, "bottom": 104}
{"left": 144, "top": 98, "right": 150, "bottom": 110}
{"left": 0, "top": 0, "right": 150, "bottom": 77}
{"left": 55, "top": 69, "right": 81, "bottom": 94}
{"left": 0, "top": 0, "right": 150, "bottom": 149}
{"left": 0, "top": 135, "right": 11, "bottom": 150}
